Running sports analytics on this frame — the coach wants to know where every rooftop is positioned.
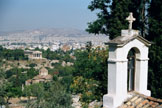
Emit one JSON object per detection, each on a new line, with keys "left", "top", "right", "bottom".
{"left": 33, "top": 74, "right": 52, "bottom": 80}
{"left": 105, "top": 30, "right": 151, "bottom": 47}
{"left": 40, "top": 67, "right": 48, "bottom": 73}
{"left": 119, "top": 92, "right": 162, "bottom": 108}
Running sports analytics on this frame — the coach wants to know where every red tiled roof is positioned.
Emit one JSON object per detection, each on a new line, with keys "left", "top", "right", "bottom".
{"left": 26, "top": 79, "right": 32, "bottom": 83}
{"left": 40, "top": 67, "right": 48, "bottom": 73}
{"left": 33, "top": 75, "right": 52, "bottom": 80}
{"left": 119, "top": 92, "right": 162, "bottom": 108}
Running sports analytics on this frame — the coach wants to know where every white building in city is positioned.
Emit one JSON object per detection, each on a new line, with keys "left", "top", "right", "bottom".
{"left": 24, "top": 50, "right": 42, "bottom": 59}
{"left": 51, "top": 43, "right": 60, "bottom": 51}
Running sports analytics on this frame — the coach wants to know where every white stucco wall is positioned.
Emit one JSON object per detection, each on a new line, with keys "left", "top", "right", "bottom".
{"left": 103, "top": 38, "right": 151, "bottom": 108}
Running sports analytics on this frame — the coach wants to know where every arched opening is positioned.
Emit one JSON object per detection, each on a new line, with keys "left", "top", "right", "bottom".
{"left": 127, "top": 48, "right": 140, "bottom": 92}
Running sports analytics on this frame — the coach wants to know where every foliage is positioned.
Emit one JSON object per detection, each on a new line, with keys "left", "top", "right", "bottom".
{"left": 57, "top": 66, "right": 74, "bottom": 92}
{"left": 59, "top": 66, "right": 74, "bottom": 76}
{"left": 24, "top": 81, "right": 72, "bottom": 108}
{"left": 0, "top": 69, "right": 19, "bottom": 105}
{"left": 70, "top": 76, "right": 99, "bottom": 105}
{"left": 0, "top": 46, "right": 74, "bottom": 107}
{"left": 147, "top": 0, "right": 162, "bottom": 98}
{"left": 0, "top": 46, "right": 28, "bottom": 60}
{"left": 0, "top": 59, "right": 5, "bottom": 67}
{"left": 0, "top": 69, "right": 5, "bottom": 78}
{"left": 36, "top": 48, "right": 74, "bottom": 62}
{"left": 86, "top": 0, "right": 149, "bottom": 39}
{"left": 48, "top": 61, "right": 74, "bottom": 91}
{"left": 2, "top": 67, "right": 39, "bottom": 102}
{"left": 0, "top": 79, "right": 21, "bottom": 106}
{"left": 5, "top": 82, "right": 22, "bottom": 99}
{"left": 6, "top": 68, "right": 39, "bottom": 84}
{"left": 29, "top": 63, "right": 37, "bottom": 68}
{"left": 86, "top": 0, "right": 111, "bottom": 36}
{"left": 71, "top": 48, "right": 108, "bottom": 104}
{"left": 0, "top": 96, "right": 5, "bottom": 107}
{"left": 24, "top": 83, "right": 44, "bottom": 99}
{"left": 27, "top": 68, "right": 39, "bottom": 79}
{"left": 86, "top": 41, "right": 92, "bottom": 52}
{"left": 0, "top": 69, "right": 7, "bottom": 106}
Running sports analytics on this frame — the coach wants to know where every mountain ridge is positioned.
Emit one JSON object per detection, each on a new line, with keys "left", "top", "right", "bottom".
{"left": 0, "top": 28, "right": 107, "bottom": 37}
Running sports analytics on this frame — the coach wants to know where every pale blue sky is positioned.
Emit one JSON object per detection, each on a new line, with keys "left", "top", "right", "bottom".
{"left": 0, "top": 0, "right": 97, "bottom": 32}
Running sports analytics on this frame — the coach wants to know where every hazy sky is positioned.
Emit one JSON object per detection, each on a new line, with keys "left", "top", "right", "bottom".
{"left": 0, "top": 0, "right": 97, "bottom": 32}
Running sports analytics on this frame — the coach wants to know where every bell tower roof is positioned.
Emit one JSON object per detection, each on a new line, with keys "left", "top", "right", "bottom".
{"left": 106, "top": 34, "right": 151, "bottom": 47}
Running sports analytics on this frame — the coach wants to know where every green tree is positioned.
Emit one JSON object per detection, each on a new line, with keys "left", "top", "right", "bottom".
{"left": 87, "top": 0, "right": 149, "bottom": 39}
{"left": 0, "top": 69, "right": 6, "bottom": 107}
{"left": 147, "top": 0, "right": 162, "bottom": 98}
{"left": 0, "top": 69, "right": 23, "bottom": 106}
{"left": 73, "top": 48, "right": 108, "bottom": 101}
{"left": 27, "top": 68, "right": 39, "bottom": 79}
{"left": 29, "top": 63, "right": 37, "bottom": 68}
{"left": 25, "top": 82, "right": 72, "bottom": 108}
{"left": 43, "top": 82, "right": 72, "bottom": 108}
{"left": 70, "top": 76, "right": 99, "bottom": 105}
{"left": 4, "top": 67, "right": 39, "bottom": 101}
{"left": 86, "top": 0, "right": 111, "bottom": 36}
{"left": 37, "top": 47, "right": 73, "bottom": 62}
{"left": 86, "top": 41, "right": 92, "bottom": 52}
{"left": 0, "top": 46, "right": 28, "bottom": 60}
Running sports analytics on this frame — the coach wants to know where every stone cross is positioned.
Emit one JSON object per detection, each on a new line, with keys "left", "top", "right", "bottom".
{"left": 126, "top": 12, "right": 136, "bottom": 30}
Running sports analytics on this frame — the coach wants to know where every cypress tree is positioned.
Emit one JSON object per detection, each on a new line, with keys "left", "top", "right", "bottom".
{"left": 87, "top": 0, "right": 149, "bottom": 40}
{"left": 147, "top": 0, "right": 162, "bottom": 98}
{"left": 129, "top": 0, "right": 149, "bottom": 37}
{"left": 86, "top": 0, "right": 111, "bottom": 36}
{"left": 108, "top": 0, "right": 131, "bottom": 39}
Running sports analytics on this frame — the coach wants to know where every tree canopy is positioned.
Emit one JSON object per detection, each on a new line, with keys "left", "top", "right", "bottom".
{"left": 71, "top": 47, "right": 108, "bottom": 106}
{"left": 147, "top": 0, "right": 162, "bottom": 98}
{"left": 86, "top": 0, "right": 149, "bottom": 39}
{"left": 0, "top": 46, "right": 28, "bottom": 60}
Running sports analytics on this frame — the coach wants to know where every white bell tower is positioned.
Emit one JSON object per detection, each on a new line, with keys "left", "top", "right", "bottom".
{"left": 103, "top": 13, "right": 151, "bottom": 108}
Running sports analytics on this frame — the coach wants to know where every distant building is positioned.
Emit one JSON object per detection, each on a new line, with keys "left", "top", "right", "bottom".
{"left": 61, "top": 61, "right": 74, "bottom": 67}
{"left": 42, "top": 46, "right": 49, "bottom": 50}
{"left": 51, "top": 43, "right": 60, "bottom": 51}
{"left": 51, "top": 60, "right": 59, "bottom": 63}
{"left": 24, "top": 50, "right": 42, "bottom": 59}
{"left": 72, "top": 43, "right": 81, "bottom": 50}
{"left": 25, "top": 67, "right": 52, "bottom": 85}
{"left": 61, "top": 44, "right": 72, "bottom": 52}
{"left": 61, "top": 61, "right": 66, "bottom": 67}
{"left": 66, "top": 62, "right": 74, "bottom": 66}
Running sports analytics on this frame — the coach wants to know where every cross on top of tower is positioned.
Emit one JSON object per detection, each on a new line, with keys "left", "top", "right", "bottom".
{"left": 126, "top": 12, "right": 136, "bottom": 30}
